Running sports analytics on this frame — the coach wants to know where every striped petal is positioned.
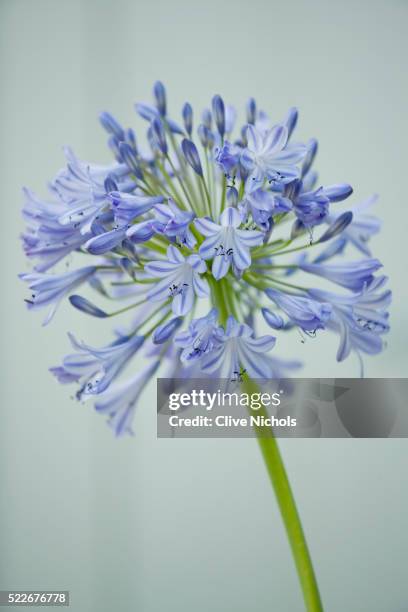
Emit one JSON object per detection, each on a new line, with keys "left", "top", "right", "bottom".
{"left": 145, "top": 260, "right": 180, "bottom": 277}
{"left": 195, "top": 217, "right": 221, "bottom": 236}
{"left": 199, "top": 232, "right": 222, "bottom": 260}
{"left": 192, "top": 274, "right": 210, "bottom": 298}
{"left": 212, "top": 254, "right": 231, "bottom": 280}
{"left": 172, "top": 286, "right": 194, "bottom": 315}
{"left": 245, "top": 335, "right": 276, "bottom": 353}
{"left": 220, "top": 206, "right": 241, "bottom": 228}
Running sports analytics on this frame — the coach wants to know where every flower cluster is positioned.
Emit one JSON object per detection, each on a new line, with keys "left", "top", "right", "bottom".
{"left": 20, "top": 82, "right": 391, "bottom": 436}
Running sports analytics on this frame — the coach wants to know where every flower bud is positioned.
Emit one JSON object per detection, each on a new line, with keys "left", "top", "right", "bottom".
{"left": 285, "top": 107, "right": 298, "bottom": 139}
{"left": 126, "top": 128, "right": 137, "bottom": 150}
{"left": 108, "top": 136, "right": 122, "bottom": 163}
{"left": 99, "top": 112, "right": 125, "bottom": 140}
{"left": 323, "top": 184, "right": 353, "bottom": 202}
{"left": 69, "top": 295, "right": 108, "bottom": 318}
{"left": 202, "top": 108, "right": 212, "bottom": 129}
{"left": 153, "top": 81, "right": 166, "bottom": 116}
{"left": 182, "top": 103, "right": 193, "bottom": 136}
{"left": 262, "top": 308, "right": 285, "bottom": 329}
{"left": 246, "top": 98, "right": 257, "bottom": 124}
{"left": 212, "top": 94, "right": 225, "bottom": 137}
{"left": 181, "top": 139, "right": 203, "bottom": 176}
{"left": 153, "top": 317, "right": 183, "bottom": 344}
{"left": 198, "top": 124, "right": 213, "bottom": 149}
{"left": 302, "top": 138, "right": 318, "bottom": 177}
{"left": 126, "top": 221, "right": 155, "bottom": 243}
{"left": 151, "top": 118, "right": 168, "bottom": 155}
{"left": 119, "top": 142, "right": 143, "bottom": 180}
{"left": 319, "top": 212, "right": 353, "bottom": 243}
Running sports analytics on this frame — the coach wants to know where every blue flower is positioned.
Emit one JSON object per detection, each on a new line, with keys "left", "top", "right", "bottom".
{"left": 326, "top": 195, "right": 380, "bottom": 256}
{"left": 195, "top": 207, "right": 264, "bottom": 279}
{"left": 82, "top": 190, "right": 164, "bottom": 254}
{"left": 215, "top": 141, "right": 242, "bottom": 175}
{"left": 265, "top": 288, "right": 332, "bottom": 333}
{"left": 110, "top": 190, "right": 164, "bottom": 224}
{"left": 19, "top": 81, "right": 391, "bottom": 433}
{"left": 20, "top": 266, "right": 97, "bottom": 325}
{"left": 21, "top": 188, "right": 90, "bottom": 272}
{"left": 241, "top": 124, "right": 306, "bottom": 191}
{"left": 151, "top": 199, "right": 196, "bottom": 248}
{"left": 174, "top": 309, "right": 221, "bottom": 361}
{"left": 300, "top": 258, "right": 382, "bottom": 292}
{"left": 284, "top": 179, "right": 353, "bottom": 227}
{"left": 94, "top": 360, "right": 160, "bottom": 436}
{"left": 309, "top": 276, "right": 391, "bottom": 362}
{"left": 145, "top": 245, "right": 209, "bottom": 315}
{"left": 201, "top": 316, "right": 276, "bottom": 379}
{"left": 67, "top": 332, "right": 145, "bottom": 395}
{"left": 52, "top": 148, "right": 132, "bottom": 234}
{"left": 240, "top": 188, "right": 292, "bottom": 230}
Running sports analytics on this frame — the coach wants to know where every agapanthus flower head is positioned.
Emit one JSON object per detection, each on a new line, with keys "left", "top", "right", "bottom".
{"left": 20, "top": 82, "right": 391, "bottom": 434}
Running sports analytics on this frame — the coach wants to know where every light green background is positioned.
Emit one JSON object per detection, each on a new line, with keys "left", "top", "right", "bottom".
{"left": 1, "top": 1, "right": 407, "bottom": 610}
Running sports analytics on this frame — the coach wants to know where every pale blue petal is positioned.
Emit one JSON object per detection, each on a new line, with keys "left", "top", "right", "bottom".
{"left": 167, "top": 244, "right": 185, "bottom": 263}
{"left": 188, "top": 254, "right": 207, "bottom": 272}
{"left": 192, "top": 274, "right": 210, "bottom": 297}
{"left": 263, "top": 124, "right": 288, "bottom": 154}
{"left": 199, "top": 233, "right": 222, "bottom": 260}
{"left": 235, "top": 229, "right": 264, "bottom": 247}
{"left": 212, "top": 254, "right": 230, "bottom": 279}
{"left": 245, "top": 335, "right": 276, "bottom": 353}
{"left": 145, "top": 261, "right": 180, "bottom": 277}
{"left": 219, "top": 206, "right": 241, "bottom": 228}
{"left": 195, "top": 217, "right": 221, "bottom": 236}
{"left": 172, "top": 287, "right": 194, "bottom": 315}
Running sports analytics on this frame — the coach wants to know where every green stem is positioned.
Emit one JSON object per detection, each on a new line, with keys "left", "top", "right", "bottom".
{"left": 244, "top": 272, "right": 307, "bottom": 293}
{"left": 252, "top": 239, "right": 293, "bottom": 259}
{"left": 243, "top": 379, "right": 323, "bottom": 612}
{"left": 258, "top": 275, "right": 308, "bottom": 292}
{"left": 156, "top": 160, "right": 188, "bottom": 209}
{"left": 166, "top": 155, "right": 195, "bottom": 210}
{"left": 220, "top": 174, "right": 227, "bottom": 212}
{"left": 200, "top": 175, "right": 212, "bottom": 216}
{"left": 252, "top": 264, "right": 298, "bottom": 270}
{"left": 268, "top": 242, "right": 316, "bottom": 258}
{"left": 208, "top": 276, "right": 228, "bottom": 324}
{"left": 215, "top": 278, "right": 323, "bottom": 612}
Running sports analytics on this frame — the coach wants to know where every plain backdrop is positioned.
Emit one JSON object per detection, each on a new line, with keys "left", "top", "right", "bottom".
{"left": 1, "top": 1, "right": 407, "bottom": 610}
